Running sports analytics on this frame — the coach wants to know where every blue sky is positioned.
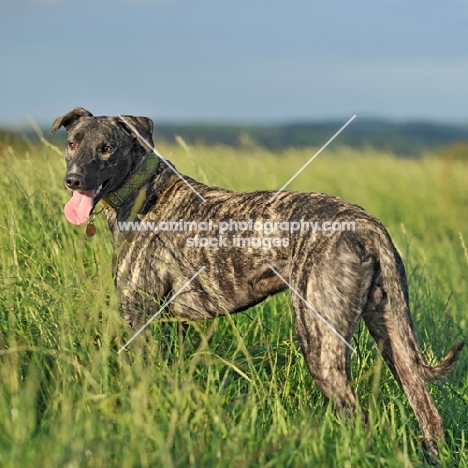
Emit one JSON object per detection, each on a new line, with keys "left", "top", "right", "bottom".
{"left": 1, "top": 0, "right": 468, "bottom": 127}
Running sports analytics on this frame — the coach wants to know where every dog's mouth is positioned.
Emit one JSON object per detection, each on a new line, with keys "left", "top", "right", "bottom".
{"left": 64, "top": 178, "right": 112, "bottom": 225}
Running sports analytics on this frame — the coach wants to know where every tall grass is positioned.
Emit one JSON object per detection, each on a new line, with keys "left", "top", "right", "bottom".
{"left": 0, "top": 141, "right": 466, "bottom": 467}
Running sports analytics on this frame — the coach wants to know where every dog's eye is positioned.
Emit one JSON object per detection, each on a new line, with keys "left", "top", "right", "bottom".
{"left": 67, "top": 141, "right": 76, "bottom": 149}
{"left": 103, "top": 145, "right": 113, "bottom": 153}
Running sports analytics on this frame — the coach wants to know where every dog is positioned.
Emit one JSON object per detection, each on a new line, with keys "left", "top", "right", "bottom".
{"left": 51, "top": 107, "right": 465, "bottom": 463}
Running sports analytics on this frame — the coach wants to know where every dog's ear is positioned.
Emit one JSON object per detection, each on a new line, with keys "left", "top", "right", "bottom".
{"left": 49, "top": 107, "right": 93, "bottom": 135}
{"left": 117, "top": 116, "right": 154, "bottom": 152}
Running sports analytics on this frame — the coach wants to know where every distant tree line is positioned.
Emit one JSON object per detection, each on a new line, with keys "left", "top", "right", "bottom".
{"left": 1, "top": 119, "right": 468, "bottom": 156}
{"left": 150, "top": 119, "right": 468, "bottom": 155}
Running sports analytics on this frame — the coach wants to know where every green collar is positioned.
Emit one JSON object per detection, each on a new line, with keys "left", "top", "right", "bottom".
{"left": 102, "top": 152, "right": 159, "bottom": 210}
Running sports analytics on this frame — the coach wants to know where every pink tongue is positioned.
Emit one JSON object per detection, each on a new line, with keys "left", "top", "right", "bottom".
{"left": 64, "top": 190, "right": 95, "bottom": 225}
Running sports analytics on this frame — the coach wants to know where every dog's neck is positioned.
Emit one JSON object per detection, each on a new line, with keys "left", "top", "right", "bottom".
{"left": 101, "top": 152, "right": 159, "bottom": 210}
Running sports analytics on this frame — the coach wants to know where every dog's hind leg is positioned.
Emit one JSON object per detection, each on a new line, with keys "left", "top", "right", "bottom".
{"left": 293, "top": 298, "right": 358, "bottom": 412}
{"left": 291, "top": 238, "right": 375, "bottom": 418}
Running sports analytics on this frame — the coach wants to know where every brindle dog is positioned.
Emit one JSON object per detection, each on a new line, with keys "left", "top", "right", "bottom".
{"left": 51, "top": 107, "right": 465, "bottom": 463}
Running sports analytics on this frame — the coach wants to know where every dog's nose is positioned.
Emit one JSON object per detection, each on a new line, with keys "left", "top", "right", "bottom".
{"left": 64, "top": 173, "right": 85, "bottom": 190}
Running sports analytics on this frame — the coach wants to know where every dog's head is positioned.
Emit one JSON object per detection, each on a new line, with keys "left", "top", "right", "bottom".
{"left": 50, "top": 107, "right": 154, "bottom": 225}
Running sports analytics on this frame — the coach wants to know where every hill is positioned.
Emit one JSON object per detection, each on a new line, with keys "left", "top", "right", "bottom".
{"left": 2, "top": 119, "right": 468, "bottom": 155}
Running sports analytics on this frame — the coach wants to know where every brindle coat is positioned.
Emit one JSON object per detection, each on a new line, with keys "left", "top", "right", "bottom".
{"left": 51, "top": 107, "right": 465, "bottom": 462}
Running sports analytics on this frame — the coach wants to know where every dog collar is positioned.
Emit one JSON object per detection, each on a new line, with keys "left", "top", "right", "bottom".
{"left": 101, "top": 152, "right": 159, "bottom": 210}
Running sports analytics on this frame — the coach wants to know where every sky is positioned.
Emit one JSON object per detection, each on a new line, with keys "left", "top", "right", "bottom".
{"left": 1, "top": 0, "right": 468, "bottom": 128}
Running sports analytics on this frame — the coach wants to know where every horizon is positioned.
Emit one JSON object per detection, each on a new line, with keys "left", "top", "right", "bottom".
{"left": 3, "top": 115, "right": 468, "bottom": 134}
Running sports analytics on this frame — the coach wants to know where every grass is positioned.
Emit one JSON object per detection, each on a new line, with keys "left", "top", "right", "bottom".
{"left": 0, "top": 139, "right": 467, "bottom": 467}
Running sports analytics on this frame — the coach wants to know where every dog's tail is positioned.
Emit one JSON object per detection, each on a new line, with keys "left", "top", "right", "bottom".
{"left": 419, "top": 340, "right": 466, "bottom": 382}
{"left": 366, "top": 223, "right": 466, "bottom": 383}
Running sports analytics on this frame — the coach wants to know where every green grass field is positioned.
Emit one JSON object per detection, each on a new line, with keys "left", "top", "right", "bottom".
{"left": 0, "top": 140, "right": 467, "bottom": 467}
